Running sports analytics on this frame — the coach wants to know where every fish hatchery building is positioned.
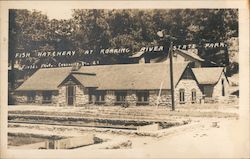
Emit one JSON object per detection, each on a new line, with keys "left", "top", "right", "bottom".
{"left": 15, "top": 62, "right": 230, "bottom": 107}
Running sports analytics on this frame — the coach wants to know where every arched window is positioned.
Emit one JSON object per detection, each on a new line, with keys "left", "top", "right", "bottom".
{"left": 191, "top": 89, "right": 196, "bottom": 103}
{"left": 179, "top": 89, "right": 185, "bottom": 104}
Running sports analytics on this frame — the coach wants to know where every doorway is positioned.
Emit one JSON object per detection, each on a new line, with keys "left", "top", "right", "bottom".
{"left": 222, "top": 79, "right": 225, "bottom": 96}
{"left": 67, "top": 86, "right": 75, "bottom": 106}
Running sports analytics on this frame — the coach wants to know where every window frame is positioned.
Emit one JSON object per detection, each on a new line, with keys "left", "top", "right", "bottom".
{"left": 115, "top": 91, "right": 127, "bottom": 105}
{"left": 95, "top": 91, "right": 106, "bottom": 105}
{"left": 191, "top": 89, "right": 196, "bottom": 103}
{"left": 179, "top": 89, "right": 185, "bottom": 104}
{"left": 136, "top": 91, "right": 149, "bottom": 105}
{"left": 42, "top": 91, "right": 52, "bottom": 104}
{"left": 27, "top": 91, "right": 36, "bottom": 103}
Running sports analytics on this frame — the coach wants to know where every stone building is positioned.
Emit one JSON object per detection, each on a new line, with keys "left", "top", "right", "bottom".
{"left": 192, "top": 67, "right": 230, "bottom": 101}
{"left": 15, "top": 62, "right": 229, "bottom": 107}
{"left": 130, "top": 48, "right": 217, "bottom": 68}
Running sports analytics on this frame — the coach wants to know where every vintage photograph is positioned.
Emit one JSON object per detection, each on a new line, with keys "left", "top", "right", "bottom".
{"left": 2, "top": 2, "right": 248, "bottom": 158}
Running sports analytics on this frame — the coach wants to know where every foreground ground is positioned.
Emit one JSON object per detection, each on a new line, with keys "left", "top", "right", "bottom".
{"left": 7, "top": 103, "right": 250, "bottom": 158}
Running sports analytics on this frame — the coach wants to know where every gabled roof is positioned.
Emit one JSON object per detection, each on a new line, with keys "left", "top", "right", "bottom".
{"left": 192, "top": 67, "right": 225, "bottom": 85}
{"left": 71, "top": 73, "right": 98, "bottom": 88}
{"left": 175, "top": 49, "right": 205, "bottom": 62}
{"left": 16, "top": 67, "right": 72, "bottom": 91}
{"left": 16, "top": 63, "right": 189, "bottom": 91}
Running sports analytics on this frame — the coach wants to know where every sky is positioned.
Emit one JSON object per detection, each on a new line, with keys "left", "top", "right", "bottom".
{"left": 37, "top": 8, "right": 73, "bottom": 20}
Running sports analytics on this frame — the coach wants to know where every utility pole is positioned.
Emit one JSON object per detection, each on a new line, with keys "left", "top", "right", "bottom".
{"left": 168, "top": 41, "right": 175, "bottom": 111}
{"left": 157, "top": 30, "right": 175, "bottom": 111}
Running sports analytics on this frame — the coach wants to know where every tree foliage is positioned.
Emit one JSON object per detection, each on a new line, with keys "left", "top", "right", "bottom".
{"left": 9, "top": 9, "right": 238, "bottom": 67}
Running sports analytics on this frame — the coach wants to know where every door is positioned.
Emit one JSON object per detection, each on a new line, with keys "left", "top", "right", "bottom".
{"left": 67, "top": 86, "right": 75, "bottom": 106}
{"left": 222, "top": 79, "right": 225, "bottom": 96}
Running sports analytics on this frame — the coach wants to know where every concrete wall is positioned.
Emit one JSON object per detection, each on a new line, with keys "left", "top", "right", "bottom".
{"left": 175, "top": 79, "right": 203, "bottom": 105}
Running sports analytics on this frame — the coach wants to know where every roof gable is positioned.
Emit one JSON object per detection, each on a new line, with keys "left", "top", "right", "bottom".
{"left": 175, "top": 49, "right": 205, "bottom": 62}
{"left": 16, "top": 67, "right": 72, "bottom": 91}
{"left": 192, "top": 67, "right": 225, "bottom": 85}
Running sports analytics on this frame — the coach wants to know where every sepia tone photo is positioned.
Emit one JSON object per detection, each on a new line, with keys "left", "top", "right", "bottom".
{"left": 1, "top": 1, "right": 249, "bottom": 159}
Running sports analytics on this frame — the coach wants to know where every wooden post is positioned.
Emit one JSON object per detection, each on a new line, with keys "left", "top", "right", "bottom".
{"left": 168, "top": 41, "right": 175, "bottom": 111}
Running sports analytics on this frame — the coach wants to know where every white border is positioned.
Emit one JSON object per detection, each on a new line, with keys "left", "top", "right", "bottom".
{"left": 1, "top": 1, "right": 249, "bottom": 159}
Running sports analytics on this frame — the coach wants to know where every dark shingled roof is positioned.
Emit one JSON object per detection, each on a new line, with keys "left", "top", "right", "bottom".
{"left": 192, "top": 67, "right": 224, "bottom": 85}
{"left": 16, "top": 63, "right": 189, "bottom": 91}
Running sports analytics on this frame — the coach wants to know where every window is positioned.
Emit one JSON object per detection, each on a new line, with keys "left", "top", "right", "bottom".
{"left": 191, "top": 89, "right": 196, "bottom": 103}
{"left": 42, "top": 91, "right": 52, "bottom": 104}
{"left": 95, "top": 91, "right": 106, "bottom": 104}
{"left": 89, "top": 90, "right": 106, "bottom": 104}
{"left": 115, "top": 91, "right": 127, "bottom": 105}
{"left": 179, "top": 89, "right": 185, "bottom": 104}
{"left": 27, "top": 91, "right": 36, "bottom": 103}
{"left": 67, "top": 86, "right": 75, "bottom": 106}
{"left": 136, "top": 91, "right": 149, "bottom": 105}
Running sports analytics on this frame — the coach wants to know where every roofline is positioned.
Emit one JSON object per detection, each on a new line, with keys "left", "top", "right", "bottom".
{"left": 175, "top": 49, "right": 205, "bottom": 62}
{"left": 213, "top": 67, "right": 229, "bottom": 85}
{"left": 175, "top": 64, "right": 201, "bottom": 88}
{"left": 192, "top": 67, "right": 228, "bottom": 85}
{"left": 58, "top": 73, "right": 82, "bottom": 87}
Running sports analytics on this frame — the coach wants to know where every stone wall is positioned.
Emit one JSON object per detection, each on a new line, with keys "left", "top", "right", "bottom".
{"left": 175, "top": 79, "right": 203, "bottom": 105}
{"left": 105, "top": 91, "right": 116, "bottom": 106}
{"left": 126, "top": 91, "right": 137, "bottom": 106}
{"left": 75, "top": 85, "right": 89, "bottom": 106}
{"left": 15, "top": 91, "right": 58, "bottom": 106}
{"left": 149, "top": 90, "right": 172, "bottom": 106}
{"left": 58, "top": 85, "right": 89, "bottom": 107}
{"left": 58, "top": 86, "right": 66, "bottom": 106}
{"left": 15, "top": 92, "right": 28, "bottom": 104}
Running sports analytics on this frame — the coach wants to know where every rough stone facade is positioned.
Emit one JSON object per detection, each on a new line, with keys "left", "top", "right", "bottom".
{"left": 149, "top": 90, "right": 172, "bottom": 106}
{"left": 58, "top": 85, "right": 89, "bottom": 106}
{"left": 58, "top": 86, "right": 66, "bottom": 106}
{"left": 75, "top": 85, "right": 89, "bottom": 106}
{"left": 15, "top": 91, "right": 58, "bottom": 106}
{"left": 15, "top": 92, "right": 28, "bottom": 104}
{"left": 126, "top": 91, "right": 137, "bottom": 106}
{"left": 175, "top": 79, "right": 203, "bottom": 105}
{"left": 104, "top": 91, "right": 116, "bottom": 106}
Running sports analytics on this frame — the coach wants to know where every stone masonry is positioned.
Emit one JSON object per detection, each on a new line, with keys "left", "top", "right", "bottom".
{"left": 75, "top": 85, "right": 89, "bottom": 106}
{"left": 175, "top": 79, "right": 203, "bottom": 105}
{"left": 104, "top": 91, "right": 116, "bottom": 106}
